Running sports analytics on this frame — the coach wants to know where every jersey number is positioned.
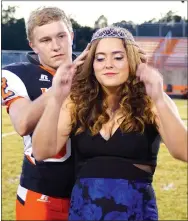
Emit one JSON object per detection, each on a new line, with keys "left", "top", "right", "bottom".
{"left": 1, "top": 77, "right": 15, "bottom": 100}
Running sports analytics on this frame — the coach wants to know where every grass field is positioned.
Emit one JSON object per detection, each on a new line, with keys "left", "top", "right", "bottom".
{"left": 2, "top": 99, "right": 188, "bottom": 220}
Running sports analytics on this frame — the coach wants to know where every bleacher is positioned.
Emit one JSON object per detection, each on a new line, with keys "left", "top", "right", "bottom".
{"left": 135, "top": 37, "right": 187, "bottom": 68}
{"left": 165, "top": 39, "right": 187, "bottom": 67}
{"left": 134, "top": 37, "right": 187, "bottom": 98}
{"left": 135, "top": 37, "right": 161, "bottom": 63}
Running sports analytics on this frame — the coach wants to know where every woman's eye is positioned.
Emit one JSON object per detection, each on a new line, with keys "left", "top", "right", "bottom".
{"left": 115, "top": 57, "right": 123, "bottom": 60}
{"left": 95, "top": 57, "right": 105, "bottom": 62}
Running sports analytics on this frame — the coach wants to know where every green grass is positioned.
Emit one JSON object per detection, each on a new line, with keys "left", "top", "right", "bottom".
{"left": 173, "top": 99, "right": 187, "bottom": 120}
{"left": 2, "top": 99, "right": 188, "bottom": 220}
{"left": 2, "top": 135, "right": 22, "bottom": 220}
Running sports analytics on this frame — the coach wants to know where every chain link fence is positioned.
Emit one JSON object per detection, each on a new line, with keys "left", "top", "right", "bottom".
{"left": 112, "top": 22, "right": 187, "bottom": 37}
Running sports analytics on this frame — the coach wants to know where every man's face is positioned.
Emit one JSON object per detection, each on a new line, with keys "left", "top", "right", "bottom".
{"left": 30, "top": 20, "right": 73, "bottom": 70}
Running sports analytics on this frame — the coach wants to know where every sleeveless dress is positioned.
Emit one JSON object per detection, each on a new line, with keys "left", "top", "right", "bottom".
{"left": 69, "top": 124, "right": 160, "bottom": 221}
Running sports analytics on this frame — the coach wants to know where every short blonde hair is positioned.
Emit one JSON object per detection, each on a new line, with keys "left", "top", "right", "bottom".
{"left": 26, "top": 6, "right": 73, "bottom": 42}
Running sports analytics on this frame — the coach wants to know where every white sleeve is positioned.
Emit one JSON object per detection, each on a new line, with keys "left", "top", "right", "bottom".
{"left": 2, "top": 69, "right": 30, "bottom": 106}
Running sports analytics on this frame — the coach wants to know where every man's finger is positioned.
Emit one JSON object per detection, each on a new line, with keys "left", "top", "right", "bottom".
{"left": 136, "top": 63, "right": 147, "bottom": 77}
{"left": 140, "top": 55, "right": 148, "bottom": 63}
{"left": 138, "top": 48, "right": 146, "bottom": 55}
{"left": 73, "top": 43, "right": 90, "bottom": 63}
{"left": 75, "top": 60, "right": 84, "bottom": 68}
{"left": 134, "top": 44, "right": 147, "bottom": 56}
{"left": 85, "top": 43, "right": 91, "bottom": 50}
{"left": 68, "top": 65, "right": 77, "bottom": 80}
{"left": 74, "top": 50, "right": 89, "bottom": 63}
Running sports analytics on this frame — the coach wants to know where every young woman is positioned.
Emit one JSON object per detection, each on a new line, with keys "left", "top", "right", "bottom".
{"left": 32, "top": 26, "right": 187, "bottom": 220}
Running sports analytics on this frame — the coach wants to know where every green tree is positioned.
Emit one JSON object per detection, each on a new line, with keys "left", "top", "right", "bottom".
{"left": 94, "top": 15, "right": 108, "bottom": 29}
{"left": 2, "top": 6, "right": 30, "bottom": 50}
{"left": 2, "top": 5, "right": 17, "bottom": 24}
{"left": 157, "top": 11, "right": 183, "bottom": 23}
{"left": 70, "top": 18, "right": 81, "bottom": 29}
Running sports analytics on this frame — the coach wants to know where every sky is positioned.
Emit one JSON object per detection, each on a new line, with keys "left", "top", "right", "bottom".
{"left": 2, "top": 1, "right": 188, "bottom": 27}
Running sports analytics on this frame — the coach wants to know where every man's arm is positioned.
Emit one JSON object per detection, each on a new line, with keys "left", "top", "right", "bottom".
{"left": 3, "top": 48, "right": 90, "bottom": 136}
{"left": 155, "top": 93, "right": 187, "bottom": 162}
{"left": 2, "top": 69, "right": 52, "bottom": 136}
{"left": 9, "top": 89, "right": 51, "bottom": 136}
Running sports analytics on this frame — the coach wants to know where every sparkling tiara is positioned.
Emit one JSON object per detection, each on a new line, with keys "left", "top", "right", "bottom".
{"left": 91, "top": 26, "right": 136, "bottom": 44}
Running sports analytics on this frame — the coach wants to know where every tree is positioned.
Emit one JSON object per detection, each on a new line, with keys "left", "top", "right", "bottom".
{"left": 70, "top": 18, "right": 81, "bottom": 29}
{"left": 2, "top": 6, "right": 17, "bottom": 24}
{"left": 73, "top": 26, "right": 93, "bottom": 51}
{"left": 2, "top": 6, "right": 30, "bottom": 50}
{"left": 94, "top": 15, "right": 108, "bottom": 29}
{"left": 2, "top": 18, "right": 30, "bottom": 50}
{"left": 112, "top": 20, "right": 136, "bottom": 36}
{"left": 157, "top": 11, "right": 183, "bottom": 23}
{"left": 173, "top": 15, "right": 183, "bottom": 23}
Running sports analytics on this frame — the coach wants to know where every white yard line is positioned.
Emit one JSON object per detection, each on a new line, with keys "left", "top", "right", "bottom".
{"left": 2, "top": 131, "right": 17, "bottom": 137}
{"left": 179, "top": 105, "right": 187, "bottom": 109}
{"left": 1, "top": 119, "right": 187, "bottom": 138}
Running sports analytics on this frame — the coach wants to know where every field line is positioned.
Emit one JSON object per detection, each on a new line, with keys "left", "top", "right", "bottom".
{"left": 179, "top": 105, "right": 187, "bottom": 109}
{"left": 1, "top": 131, "right": 167, "bottom": 145}
{"left": 1, "top": 119, "right": 187, "bottom": 138}
{"left": 2, "top": 131, "right": 17, "bottom": 137}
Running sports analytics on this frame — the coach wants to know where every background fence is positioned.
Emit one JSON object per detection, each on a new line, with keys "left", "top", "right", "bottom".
{"left": 102, "top": 22, "right": 188, "bottom": 37}
{"left": 2, "top": 36, "right": 187, "bottom": 98}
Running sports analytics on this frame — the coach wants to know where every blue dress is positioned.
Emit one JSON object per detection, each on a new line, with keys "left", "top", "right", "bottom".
{"left": 69, "top": 125, "right": 160, "bottom": 220}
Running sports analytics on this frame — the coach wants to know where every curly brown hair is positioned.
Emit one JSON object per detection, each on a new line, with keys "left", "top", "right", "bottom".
{"left": 70, "top": 39, "right": 157, "bottom": 136}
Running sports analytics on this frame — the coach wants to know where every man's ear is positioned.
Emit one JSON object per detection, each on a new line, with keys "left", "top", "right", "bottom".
{"left": 29, "top": 41, "right": 39, "bottom": 54}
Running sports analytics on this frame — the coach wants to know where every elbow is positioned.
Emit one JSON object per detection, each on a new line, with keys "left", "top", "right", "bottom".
{"left": 166, "top": 131, "right": 187, "bottom": 162}
{"left": 32, "top": 146, "right": 48, "bottom": 161}
{"left": 33, "top": 153, "right": 46, "bottom": 162}
{"left": 171, "top": 144, "right": 188, "bottom": 162}
{"left": 16, "top": 120, "right": 31, "bottom": 136}
{"left": 32, "top": 137, "right": 46, "bottom": 161}
{"left": 173, "top": 154, "right": 187, "bottom": 163}
{"left": 32, "top": 139, "right": 57, "bottom": 161}
{"left": 17, "top": 127, "right": 29, "bottom": 137}
{"left": 32, "top": 144, "right": 42, "bottom": 161}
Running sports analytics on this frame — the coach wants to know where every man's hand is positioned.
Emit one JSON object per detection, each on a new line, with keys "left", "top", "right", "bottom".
{"left": 138, "top": 47, "right": 148, "bottom": 63}
{"left": 134, "top": 44, "right": 148, "bottom": 63}
{"left": 73, "top": 43, "right": 90, "bottom": 68}
{"left": 136, "top": 63, "right": 164, "bottom": 104}
{"left": 52, "top": 63, "right": 76, "bottom": 102}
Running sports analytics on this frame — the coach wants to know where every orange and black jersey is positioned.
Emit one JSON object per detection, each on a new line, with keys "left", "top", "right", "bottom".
{"left": 2, "top": 52, "right": 77, "bottom": 198}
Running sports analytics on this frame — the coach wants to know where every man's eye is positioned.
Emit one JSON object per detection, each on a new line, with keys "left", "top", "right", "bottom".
{"left": 42, "top": 39, "right": 50, "bottom": 42}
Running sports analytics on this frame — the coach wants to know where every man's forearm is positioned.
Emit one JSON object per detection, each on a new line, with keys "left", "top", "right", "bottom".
{"left": 155, "top": 96, "right": 187, "bottom": 161}
{"left": 9, "top": 89, "right": 52, "bottom": 136}
{"left": 32, "top": 96, "right": 62, "bottom": 161}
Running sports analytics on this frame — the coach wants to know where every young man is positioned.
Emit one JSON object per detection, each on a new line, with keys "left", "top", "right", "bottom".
{"left": 2, "top": 7, "right": 88, "bottom": 220}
